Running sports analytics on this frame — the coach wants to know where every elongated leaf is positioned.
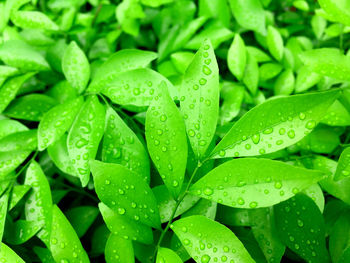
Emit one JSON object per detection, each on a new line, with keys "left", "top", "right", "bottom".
{"left": 156, "top": 247, "right": 182, "bottom": 263}
{"left": 227, "top": 34, "right": 246, "bottom": 81}
{"left": 33, "top": 247, "right": 55, "bottom": 263}
{"left": 242, "top": 52, "right": 259, "bottom": 95}
{"left": 210, "top": 89, "right": 340, "bottom": 159}
{"left": 0, "top": 73, "right": 35, "bottom": 114}
{"left": 153, "top": 185, "right": 199, "bottom": 223}
{"left": 38, "top": 97, "right": 84, "bottom": 150}
{"left": 329, "top": 210, "right": 350, "bottom": 263}
{"left": 335, "top": 147, "right": 350, "bottom": 181}
{"left": 295, "top": 66, "right": 321, "bottom": 93}
{"left": 102, "top": 107, "right": 150, "bottom": 182}
{"left": 102, "top": 68, "right": 173, "bottom": 107}
{"left": 219, "top": 83, "right": 245, "bottom": 125}
{"left": 0, "top": 119, "right": 27, "bottom": 140}
{"left": 0, "top": 191, "right": 9, "bottom": 241}
{"left": 99, "top": 203, "right": 153, "bottom": 244}
{"left": 0, "top": 129, "right": 37, "bottom": 151}
{"left": 266, "top": 26, "right": 284, "bottom": 61}
{"left": 318, "top": 0, "right": 350, "bottom": 26}
{"left": 180, "top": 39, "right": 219, "bottom": 159}
{"left": 0, "top": 150, "right": 31, "bottom": 180}
{"left": 105, "top": 234, "right": 134, "bottom": 263}
{"left": 0, "top": 40, "right": 50, "bottom": 71}
{"left": 273, "top": 69, "right": 295, "bottom": 95}
{"left": 182, "top": 199, "right": 217, "bottom": 220}
{"left": 300, "top": 48, "right": 350, "bottom": 81}
{"left": 249, "top": 208, "right": 285, "bottom": 263}
{"left": 91, "top": 160, "right": 161, "bottom": 229}
{"left": 4, "top": 94, "right": 56, "bottom": 121}
{"left": 62, "top": 42, "right": 90, "bottom": 94}
{"left": 274, "top": 194, "right": 329, "bottom": 263}
{"left": 49, "top": 205, "right": 89, "bottom": 263}
{"left": 0, "top": 242, "right": 25, "bottom": 263}
{"left": 24, "top": 161, "right": 52, "bottom": 245}
{"left": 5, "top": 219, "right": 43, "bottom": 245}
{"left": 228, "top": 0, "right": 266, "bottom": 35}
{"left": 9, "top": 184, "right": 31, "bottom": 210}
{"left": 66, "top": 206, "right": 99, "bottom": 238}
{"left": 189, "top": 158, "right": 324, "bottom": 208}
{"left": 321, "top": 100, "right": 350, "bottom": 126}
{"left": 11, "top": 11, "right": 59, "bottom": 30}
{"left": 88, "top": 49, "right": 157, "bottom": 93}
{"left": 171, "top": 215, "right": 255, "bottom": 263}
{"left": 67, "top": 95, "right": 105, "bottom": 187}
{"left": 146, "top": 87, "right": 188, "bottom": 198}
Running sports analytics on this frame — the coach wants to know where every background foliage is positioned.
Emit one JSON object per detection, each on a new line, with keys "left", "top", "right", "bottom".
{"left": 0, "top": 0, "right": 350, "bottom": 262}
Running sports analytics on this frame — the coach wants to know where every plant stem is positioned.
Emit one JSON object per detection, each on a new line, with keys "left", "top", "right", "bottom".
{"left": 91, "top": 4, "right": 102, "bottom": 27}
{"left": 151, "top": 161, "right": 203, "bottom": 261}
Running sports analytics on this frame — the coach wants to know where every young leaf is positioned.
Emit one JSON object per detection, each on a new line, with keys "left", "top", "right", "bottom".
{"left": 227, "top": 34, "right": 246, "bottom": 81}
{"left": 0, "top": 129, "right": 37, "bottom": 151}
{"left": 329, "top": 210, "right": 350, "bottom": 263}
{"left": 0, "top": 191, "right": 9, "bottom": 241}
{"left": 8, "top": 184, "right": 31, "bottom": 210}
{"left": 219, "top": 83, "right": 245, "bottom": 125}
{"left": 335, "top": 147, "right": 350, "bottom": 181}
{"left": 24, "top": 161, "right": 52, "bottom": 246}
{"left": 146, "top": 86, "right": 188, "bottom": 198}
{"left": 249, "top": 208, "right": 285, "bottom": 263}
{"left": 105, "top": 234, "right": 134, "bottom": 263}
{"left": 156, "top": 247, "right": 182, "bottom": 263}
{"left": 274, "top": 194, "right": 329, "bottom": 263}
{"left": 189, "top": 158, "right": 324, "bottom": 208}
{"left": 102, "top": 68, "right": 174, "bottom": 107}
{"left": 182, "top": 199, "right": 217, "bottom": 220}
{"left": 0, "top": 73, "right": 35, "bottom": 113}
{"left": 4, "top": 94, "right": 57, "bottom": 121}
{"left": 318, "top": 0, "right": 350, "bottom": 26}
{"left": 102, "top": 107, "right": 150, "bottom": 183}
{"left": 4, "top": 220, "right": 43, "bottom": 245}
{"left": 66, "top": 206, "right": 99, "bottom": 238}
{"left": 0, "top": 119, "right": 27, "bottom": 140}
{"left": 266, "top": 26, "right": 284, "bottom": 61}
{"left": 88, "top": 49, "right": 157, "bottom": 93}
{"left": 11, "top": 11, "right": 59, "bottom": 31}
{"left": 49, "top": 205, "right": 90, "bottom": 263}
{"left": 90, "top": 160, "right": 161, "bottom": 229}
{"left": 0, "top": 150, "right": 32, "bottom": 180}
{"left": 67, "top": 95, "right": 105, "bottom": 187}
{"left": 321, "top": 100, "right": 350, "bottom": 126}
{"left": 38, "top": 97, "right": 83, "bottom": 150}
{"left": 62, "top": 42, "right": 90, "bottom": 94}
{"left": 0, "top": 40, "right": 50, "bottom": 71}
{"left": 273, "top": 69, "right": 295, "bottom": 95}
{"left": 98, "top": 202, "right": 153, "bottom": 244}
{"left": 210, "top": 89, "right": 340, "bottom": 159}
{"left": 228, "top": 0, "right": 266, "bottom": 35}
{"left": 295, "top": 66, "right": 321, "bottom": 93}
{"left": 180, "top": 39, "right": 219, "bottom": 159}
{"left": 242, "top": 52, "right": 259, "bottom": 95}
{"left": 171, "top": 215, "right": 255, "bottom": 263}
{"left": 0, "top": 243, "right": 25, "bottom": 263}
{"left": 299, "top": 48, "right": 350, "bottom": 81}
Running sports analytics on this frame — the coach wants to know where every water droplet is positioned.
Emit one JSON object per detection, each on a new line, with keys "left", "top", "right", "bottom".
{"left": 172, "top": 180, "right": 179, "bottom": 187}
{"left": 118, "top": 208, "right": 125, "bottom": 215}
{"left": 202, "top": 65, "right": 212, "bottom": 75}
{"left": 237, "top": 197, "right": 245, "bottom": 205}
{"left": 219, "top": 150, "right": 226, "bottom": 157}
{"left": 199, "top": 78, "right": 207, "bottom": 85}
{"left": 274, "top": 182, "right": 282, "bottom": 189}
{"left": 201, "top": 254, "right": 210, "bottom": 263}
{"left": 204, "top": 187, "right": 213, "bottom": 196}
{"left": 193, "top": 84, "right": 199, "bottom": 90}
{"left": 299, "top": 112, "right": 306, "bottom": 120}
{"left": 160, "top": 115, "right": 167, "bottom": 122}
{"left": 263, "top": 128, "right": 273, "bottom": 134}
{"left": 249, "top": 201, "right": 258, "bottom": 208}
{"left": 252, "top": 134, "right": 260, "bottom": 144}
{"left": 133, "top": 88, "right": 140, "bottom": 95}
{"left": 279, "top": 128, "right": 286, "bottom": 135}
{"left": 287, "top": 130, "right": 295, "bottom": 139}
{"left": 306, "top": 120, "right": 316, "bottom": 129}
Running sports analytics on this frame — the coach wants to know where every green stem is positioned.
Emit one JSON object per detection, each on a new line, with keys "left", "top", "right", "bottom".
{"left": 151, "top": 161, "right": 203, "bottom": 261}
{"left": 91, "top": 4, "right": 102, "bottom": 27}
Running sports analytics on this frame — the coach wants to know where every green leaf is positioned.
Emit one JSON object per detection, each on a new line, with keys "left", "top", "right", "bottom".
{"left": 38, "top": 97, "right": 84, "bottom": 150}
{"left": 4, "top": 219, "right": 43, "bottom": 245}
{"left": 11, "top": 11, "right": 59, "bottom": 30}
{"left": 116, "top": 0, "right": 144, "bottom": 36}
{"left": 141, "top": 0, "right": 173, "bottom": 7}
{"left": 227, "top": 34, "right": 246, "bottom": 81}
{"left": 189, "top": 158, "right": 324, "bottom": 208}
{"left": 311, "top": 15, "right": 327, "bottom": 39}
{"left": 0, "top": 242, "right": 25, "bottom": 263}
{"left": 24, "top": 161, "right": 52, "bottom": 246}
{"left": 0, "top": 119, "right": 27, "bottom": 140}
{"left": 335, "top": 147, "right": 350, "bottom": 181}
{"left": 33, "top": 246, "right": 55, "bottom": 263}
{"left": 0, "top": 150, "right": 32, "bottom": 180}
{"left": 171, "top": 215, "right": 255, "bottom": 263}
{"left": 0, "top": 129, "right": 37, "bottom": 151}
{"left": 182, "top": 199, "right": 217, "bottom": 220}
{"left": 0, "top": 73, "right": 35, "bottom": 114}
{"left": 273, "top": 69, "right": 295, "bottom": 95}
{"left": 249, "top": 207, "right": 285, "bottom": 263}
{"left": 321, "top": 100, "right": 350, "bottom": 126}
{"left": 274, "top": 194, "right": 329, "bottom": 263}
{"left": 9, "top": 184, "right": 31, "bottom": 210}
{"left": 266, "top": 26, "right": 284, "bottom": 61}
{"left": 219, "top": 83, "right": 245, "bottom": 126}
{"left": 303, "top": 183, "right": 325, "bottom": 212}
{"left": 105, "top": 234, "right": 134, "bottom": 263}
{"left": 90, "top": 160, "right": 161, "bottom": 229}
{"left": 88, "top": 49, "right": 157, "bottom": 93}
{"left": 0, "top": 40, "right": 50, "bottom": 71}
{"left": 66, "top": 206, "right": 99, "bottom": 238}
{"left": 295, "top": 66, "right": 322, "bottom": 93}
{"left": 62, "top": 42, "right": 90, "bottom": 94}
{"left": 258, "top": 63, "right": 283, "bottom": 82}
{"left": 228, "top": 0, "right": 266, "bottom": 35}
{"left": 153, "top": 185, "right": 199, "bottom": 223}
{"left": 156, "top": 247, "right": 182, "bottom": 263}
{"left": 4, "top": 94, "right": 57, "bottom": 121}
{"left": 67, "top": 95, "right": 105, "bottom": 187}
{"left": 102, "top": 68, "right": 173, "bottom": 107}
{"left": 180, "top": 39, "right": 219, "bottom": 159}
{"left": 318, "top": 0, "right": 350, "bottom": 26}
{"left": 210, "top": 89, "right": 340, "bottom": 159}
{"left": 242, "top": 52, "right": 259, "bottom": 95}
{"left": 329, "top": 210, "right": 350, "bottom": 263}
{"left": 49, "top": 205, "right": 90, "bottom": 263}
{"left": 146, "top": 87, "right": 188, "bottom": 198}
{"left": 0, "top": 191, "right": 9, "bottom": 241}
{"left": 102, "top": 107, "right": 150, "bottom": 183}
{"left": 98, "top": 202, "right": 153, "bottom": 244}
{"left": 300, "top": 48, "right": 350, "bottom": 81}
